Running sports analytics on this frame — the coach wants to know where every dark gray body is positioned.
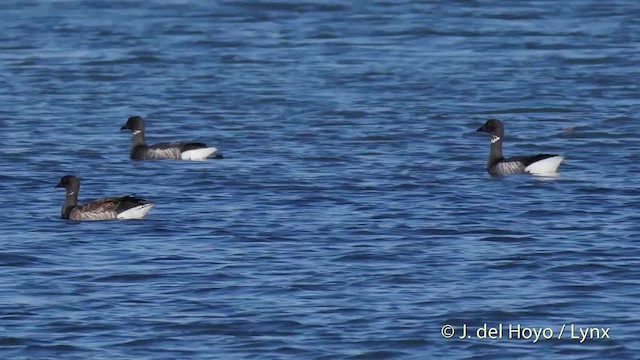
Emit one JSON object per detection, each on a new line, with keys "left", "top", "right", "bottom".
{"left": 130, "top": 139, "right": 210, "bottom": 160}
{"left": 487, "top": 154, "right": 559, "bottom": 175}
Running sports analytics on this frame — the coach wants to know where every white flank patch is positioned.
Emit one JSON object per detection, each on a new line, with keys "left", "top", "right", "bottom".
{"left": 117, "top": 203, "right": 154, "bottom": 219}
{"left": 525, "top": 156, "right": 565, "bottom": 175}
{"left": 181, "top": 147, "right": 218, "bottom": 161}
{"left": 148, "top": 147, "right": 181, "bottom": 159}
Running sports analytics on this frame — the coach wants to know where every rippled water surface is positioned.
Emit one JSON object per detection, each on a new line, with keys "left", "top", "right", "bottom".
{"left": 1, "top": 1, "right": 640, "bottom": 359}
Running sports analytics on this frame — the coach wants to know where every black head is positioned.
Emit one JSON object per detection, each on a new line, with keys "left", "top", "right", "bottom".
{"left": 120, "top": 116, "right": 145, "bottom": 132}
{"left": 477, "top": 119, "right": 504, "bottom": 137}
{"left": 55, "top": 175, "right": 80, "bottom": 191}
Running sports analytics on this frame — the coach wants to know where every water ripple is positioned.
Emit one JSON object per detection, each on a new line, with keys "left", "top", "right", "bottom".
{"left": 0, "top": 0, "right": 639, "bottom": 359}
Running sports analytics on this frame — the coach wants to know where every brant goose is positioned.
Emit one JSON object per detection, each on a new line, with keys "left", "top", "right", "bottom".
{"left": 477, "top": 119, "right": 564, "bottom": 175}
{"left": 120, "top": 116, "right": 222, "bottom": 160}
{"left": 55, "top": 175, "right": 154, "bottom": 220}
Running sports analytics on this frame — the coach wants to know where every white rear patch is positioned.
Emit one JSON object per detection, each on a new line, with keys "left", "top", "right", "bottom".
{"left": 525, "top": 156, "right": 564, "bottom": 175}
{"left": 181, "top": 147, "right": 218, "bottom": 161}
{"left": 116, "top": 203, "right": 154, "bottom": 219}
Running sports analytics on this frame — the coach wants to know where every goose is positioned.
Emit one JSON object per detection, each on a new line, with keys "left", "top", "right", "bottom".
{"left": 55, "top": 175, "right": 154, "bottom": 220}
{"left": 477, "top": 119, "right": 564, "bottom": 175}
{"left": 120, "top": 116, "right": 222, "bottom": 160}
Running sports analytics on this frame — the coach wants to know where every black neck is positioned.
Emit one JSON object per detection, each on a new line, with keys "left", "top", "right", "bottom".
{"left": 488, "top": 138, "right": 504, "bottom": 167}
{"left": 131, "top": 133, "right": 147, "bottom": 157}
{"left": 132, "top": 132, "right": 146, "bottom": 147}
{"left": 61, "top": 192, "right": 78, "bottom": 219}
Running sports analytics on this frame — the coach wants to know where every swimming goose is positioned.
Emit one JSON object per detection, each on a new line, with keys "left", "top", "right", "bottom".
{"left": 477, "top": 119, "right": 564, "bottom": 175}
{"left": 55, "top": 175, "right": 154, "bottom": 220}
{"left": 120, "top": 116, "right": 222, "bottom": 160}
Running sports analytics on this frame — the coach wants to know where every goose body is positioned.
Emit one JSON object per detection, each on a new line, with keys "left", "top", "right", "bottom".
{"left": 477, "top": 119, "right": 564, "bottom": 176}
{"left": 121, "top": 116, "right": 222, "bottom": 161}
{"left": 55, "top": 175, "right": 154, "bottom": 221}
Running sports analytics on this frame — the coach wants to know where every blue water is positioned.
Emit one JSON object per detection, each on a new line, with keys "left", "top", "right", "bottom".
{"left": 1, "top": 1, "right": 639, "bottom": 358}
